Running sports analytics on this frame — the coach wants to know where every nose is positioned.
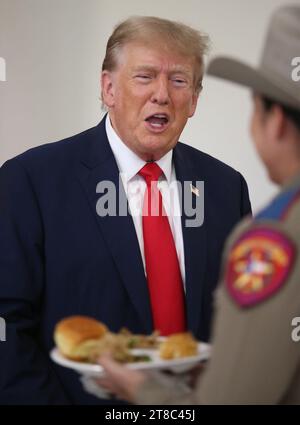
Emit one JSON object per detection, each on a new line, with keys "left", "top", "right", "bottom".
{"left": 150, "top": 75, "right": 170, "bottom": 106}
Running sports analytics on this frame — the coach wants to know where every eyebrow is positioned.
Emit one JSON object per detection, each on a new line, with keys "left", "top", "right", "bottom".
{"left": 132, "top": 65, "right": 192, "bottom": 77}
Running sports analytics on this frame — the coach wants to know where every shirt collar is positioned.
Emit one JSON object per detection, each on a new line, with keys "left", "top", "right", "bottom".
{"left": 106, "top": 114, "right": 173, "bottom": 183}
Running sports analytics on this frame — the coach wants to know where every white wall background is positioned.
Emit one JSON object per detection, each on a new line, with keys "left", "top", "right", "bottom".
{"left": 0, "top": 0, "right": 297, "bottom": 211}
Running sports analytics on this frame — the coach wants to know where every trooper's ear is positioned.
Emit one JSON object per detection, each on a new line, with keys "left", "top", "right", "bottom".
{"left": 269, "top": 104, "right": 286, "bottom": 142}
{"left": 101, "top": 71, "right": 116, "bottom": 108}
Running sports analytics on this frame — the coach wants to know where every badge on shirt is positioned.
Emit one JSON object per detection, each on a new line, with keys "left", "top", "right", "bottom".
{"left": 225, "top": 227, "right": 295, "bottom": 307}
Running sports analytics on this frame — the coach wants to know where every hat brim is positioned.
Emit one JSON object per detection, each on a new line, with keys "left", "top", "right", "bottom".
{"left": 207, "top": 57, "right": 300, "bottom": 111}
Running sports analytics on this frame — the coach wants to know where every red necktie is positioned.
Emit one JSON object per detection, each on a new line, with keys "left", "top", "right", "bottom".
{"left": 139, "top": 162, "right": 186, "bottom": 336}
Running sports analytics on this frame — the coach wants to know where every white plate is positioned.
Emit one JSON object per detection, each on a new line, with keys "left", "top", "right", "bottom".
{"left": 50, "top": 342, "right": 211, "bottom": 377}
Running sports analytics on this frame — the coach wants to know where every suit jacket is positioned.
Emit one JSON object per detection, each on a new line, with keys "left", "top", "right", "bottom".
{"left": 0, "top": 116, "right": 251, "bottom": 404}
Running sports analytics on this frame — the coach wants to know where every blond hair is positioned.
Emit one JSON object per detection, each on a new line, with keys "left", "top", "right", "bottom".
{"left": 102, "top": 16, "right": 210, "bottom": 93}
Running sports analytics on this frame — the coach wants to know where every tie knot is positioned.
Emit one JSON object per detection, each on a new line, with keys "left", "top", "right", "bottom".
{"left": 138, "top": 162, "right": 163, "bottom": 185}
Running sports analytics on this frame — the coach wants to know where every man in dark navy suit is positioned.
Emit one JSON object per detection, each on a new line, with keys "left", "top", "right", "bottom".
{"left": 0, "top": 16, "right": 251, "bottom": 404}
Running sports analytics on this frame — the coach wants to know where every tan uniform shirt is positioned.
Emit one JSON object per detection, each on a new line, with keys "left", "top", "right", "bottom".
{"left": 137, "top": 174, "right": 300, "bottom": 405}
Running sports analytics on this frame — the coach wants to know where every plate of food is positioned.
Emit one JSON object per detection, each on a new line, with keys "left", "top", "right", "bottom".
{"left": 50, "top": 316, "right": 211, "bottom": 376}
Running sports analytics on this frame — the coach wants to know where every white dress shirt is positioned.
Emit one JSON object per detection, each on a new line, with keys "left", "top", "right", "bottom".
{"left": 105, "top": 114, "right": 186, "bottom": 287}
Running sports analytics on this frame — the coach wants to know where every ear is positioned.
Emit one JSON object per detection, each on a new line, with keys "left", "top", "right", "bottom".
{"left": 188, "top": 91, "right": 200, "bottom": 118}
{"left": 101, "top": 70, "right": 115, "bottom": 108}
{"left": 268, "top": 104, "right": 286, "bottom": 142}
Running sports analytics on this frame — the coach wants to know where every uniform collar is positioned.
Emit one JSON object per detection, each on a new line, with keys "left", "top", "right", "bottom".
{"left": 281, "top": 171, "right": 300, "bottom": 192}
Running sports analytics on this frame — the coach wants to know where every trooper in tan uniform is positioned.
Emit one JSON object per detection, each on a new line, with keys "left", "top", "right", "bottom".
{"left": 94, "top": 4, "right": 300, "bottom": 404}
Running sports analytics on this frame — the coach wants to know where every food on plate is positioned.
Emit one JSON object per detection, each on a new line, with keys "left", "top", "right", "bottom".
{"left": 53, "top": 316, "right": 200, "bottom": 365}
{"left": 54, "top": 316, "right": 108, "bottom": 361}
{"left": 119, "top": 328, "right": 160, "bottom": 349}
{"left": 54, "top": 316, "right": 152, "bottom": 363}
{"left": 159, "top": 332, "right": 198, "bottom": 359}
{"left": 84, "top": 332, "right": 151, "bottom": 364}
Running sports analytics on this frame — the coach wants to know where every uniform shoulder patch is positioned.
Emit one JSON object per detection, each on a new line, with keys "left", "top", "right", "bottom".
{"left": 225, "top": 227, "right": 296, "bottom": 307}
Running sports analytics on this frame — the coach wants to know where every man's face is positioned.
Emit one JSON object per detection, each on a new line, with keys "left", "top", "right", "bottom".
{"left": 101, "top": 42, "right": 199, "bottom": 161}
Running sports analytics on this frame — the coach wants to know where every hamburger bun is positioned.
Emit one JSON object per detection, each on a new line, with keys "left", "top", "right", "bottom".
{"left": 54, "top": 316, "right": 108, "bottom": 360}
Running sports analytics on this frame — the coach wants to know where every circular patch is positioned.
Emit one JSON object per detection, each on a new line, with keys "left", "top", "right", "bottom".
{"left": 225, "top": 227, "right": 296, "bottom": 307}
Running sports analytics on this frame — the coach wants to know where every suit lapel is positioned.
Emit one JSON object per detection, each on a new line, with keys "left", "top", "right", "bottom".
{"left": 76, "top": 118, "right": 152, "bottom": 333}
{"left": 173, "top": 144, "right": 207, "bottom": 336}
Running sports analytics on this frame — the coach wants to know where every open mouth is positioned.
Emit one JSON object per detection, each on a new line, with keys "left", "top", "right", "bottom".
{"left": 145, "top": 113, "right": 170, "bottom": 131}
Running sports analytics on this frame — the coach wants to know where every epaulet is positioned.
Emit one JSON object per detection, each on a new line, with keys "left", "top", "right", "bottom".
{"left": 255, "top": 186, "right": 300, "bottom": 222}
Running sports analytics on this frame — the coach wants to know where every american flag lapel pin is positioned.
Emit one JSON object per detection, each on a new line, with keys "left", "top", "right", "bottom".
{"left": 190, "top": 184, "right": 200, "bottom": 197}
